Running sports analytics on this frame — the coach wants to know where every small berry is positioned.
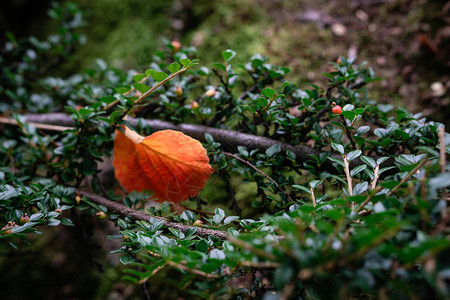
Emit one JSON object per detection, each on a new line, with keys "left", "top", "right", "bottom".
{"left": 96, "top": 211, "right": 107, "bottom": 219}
{"left": 123, "top": 235, "right": 131, "bottom": 242}
{"left": 337, "top": 57, "right": 342, "bottom": 65}
{"left": 193, "top": 220, "right": 203, "bottom": 227}
{"left": 1, "top": 226, "right": 12, "bottom": 235}
{"left": 55, "top": 208, "right": 62, "bottom": 213}
{"left": 75, "top": 193, "right": 82, "bottom": 205}
{"left": 170, "top": 40, "right": 181, "bottom": 52}
{"left": 190, "top": 100, "right": 199, "bottom": 110}
{"left": 331, "top": 103, "right": 342, "bottom": 115}
{"left": 19, "top": 214, "right": 30, "bottom": 225}
{"left": 175, "top": 85, "right": 183, "bottom": 97}
{"left": 205, "top": 89, "right": 216, "bottom": 97}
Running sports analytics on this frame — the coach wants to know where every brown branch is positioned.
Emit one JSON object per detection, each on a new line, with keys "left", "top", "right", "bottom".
{"left": 76, "top": 190, "right": 228, "bottom": 240}
{"left": 0, "top": 113, "right": 397, "bottom": 176}
{"left": 0, "top": 116, "right": 73, "bottom": 132}
{"left": 27, "top": 114, "right": 374, "bottom": 170}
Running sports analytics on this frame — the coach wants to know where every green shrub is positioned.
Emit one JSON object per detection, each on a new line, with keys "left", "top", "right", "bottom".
{"left": 0, "top": 3, "right": 449, "bottom": 299}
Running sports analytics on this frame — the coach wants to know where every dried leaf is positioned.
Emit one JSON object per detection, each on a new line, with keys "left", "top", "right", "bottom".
{"left": 113, "top": 126, "right": 214, "bottom": 202}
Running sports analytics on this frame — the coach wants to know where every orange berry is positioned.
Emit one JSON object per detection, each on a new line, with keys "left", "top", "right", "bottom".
{"left": 75, "top": 193, "right": 82, "bottom": 205}
{"left": 190, "top": 100, "right": 199, "bottom": 109}
{"left": 96, "top": 211, "right": 107, "bottom": 219}
{"left": 171, "top": 40, "right": 181, "bottom": 52}
{"left": 1, "top": 227, "right": 12, "bottom": 235}
{"left": 332, "top": 104, "right": 343, "bottom": 115}
{"left": 175, "top": 85, "right": 183, "bottom": 97}
{"left": 19, "top": 214, "right": 30, "bottom": 225}
{"left": 193, "top": 220, "right": 203, "bottom": 227}
{"left": 205, "top": 89, "right": 216, "bottom": 97}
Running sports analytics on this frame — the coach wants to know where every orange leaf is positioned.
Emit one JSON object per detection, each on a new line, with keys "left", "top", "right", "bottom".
{"left": 113, "top": 126, "right": 214, "bottom": 202}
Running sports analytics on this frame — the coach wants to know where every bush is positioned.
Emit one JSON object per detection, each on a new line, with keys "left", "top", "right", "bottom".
{"left": 1, "top": 3, "right": 449, "bottom": 299}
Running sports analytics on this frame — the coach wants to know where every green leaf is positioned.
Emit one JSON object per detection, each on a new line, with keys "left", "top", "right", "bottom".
{"left": 166, "top": 62, "right": 181, "bottom": 73}
{"left": 261, "top": 88, "right": 276, "bottom": 99}
{"left": 429, "top": 173, "right": 450, "bottom": 189}
{"left": 151, "top": 71, "right": 168, "bottom": 82}
{"left": 132, "top": 83, "right": 150, "bottom": 93}
{"left": 120, "top": 256, "right": 136, "bottom": 265}
{"left": 351, "top": 164, "right": 367, "bottom": 177}
{"left": 209, "top": 249, "right": 226, "bottom": 260}
{"left": 286, "top": 149, "right": 296, "bottom": 160}
{"left": 169, "top": 227, "right": 185, "bottom": 240}
{"left": 222, "top": 49, "right": 236, "bottom": 62}
{"left": 114, "top": 87, "right": 131, "bottom": 94}
{"left": 376, "top": 157, "right": 389, "bottom": 165}
{"left": 378, "top": 166, "right": 396, "bottom": 175}
{"left": 223, "top": 216, "right": 239, "bottom": 225}
{"left": 331, "top": 142, "right": 344, "bottom": 155}
{"left": 354, "top": 108, "right": 365, "bottom": 115}
{"left": 60, "top": 218, "right": 74, "bottom": 226}
{"left": 179, "top": 58, "right": 191, "bottom": 67}
{"left": 0, "top": 185, "right": 18, "bottom": 200}
{"left": 237, "top": 146, "right": 249, "bottom": 157}
{"left": 353, "top": 182, "right": 368, "bottom": 195}
{"left": 278, "top": 81, "right": 291, "bottom": 91}
{"left": 196, "top": 239, "right": 209, "bottom": 253}
{"left": 343, "top": 104, "right": 355, "bottom": 111}
{"left": 212, "top": 63, "right": 226, "bottom": 71}
{"left": 361, "top": 156, "right": 376, "bottom": 169}
{"left": 328, "top": 157, "right": 345, "bottom": 167}
{"left": 47, "top": 218, "right": 61, "bottom": 226}
{"left": 133, "top": 74, "right": 146, "bottom": 82}
{"left": 213, "top": 208, "right": 225, "bottom": 224}
{"left": 347, "top": 150, "right": 362, "bottom": 162}
{"left": 292, "top": 185, "right": 311, "bottom": 194}
{"left": 342, "top": 111, "right": 356, "bottom": 122}
{"left": 357, "top": 126, "right": 370, "bottom": 135}
{"left": 309, "top": 180, "right": 323, "bottom": 189}
{"left": 266, "top": 144, "right": 281, "bottom": 157}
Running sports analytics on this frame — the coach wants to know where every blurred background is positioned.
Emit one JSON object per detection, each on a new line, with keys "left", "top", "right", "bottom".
{"left": 0, "top": 0, "right": 449, "bottom": 299}
{"left": 1, "top": 0, "right": 448, "bottom": 124}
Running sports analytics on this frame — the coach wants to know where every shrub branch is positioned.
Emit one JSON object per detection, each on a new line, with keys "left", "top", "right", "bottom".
{"left": 1, "top": 113, "right": 397, "bottom": 176}
{"left": 76, "top": 190, "right": 228, "bottom": 240}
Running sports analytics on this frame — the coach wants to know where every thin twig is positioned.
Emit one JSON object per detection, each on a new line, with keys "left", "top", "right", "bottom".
{"left": 212, "top": 68, "right": 231, "bottom": 95}
{"left": 438, "top": 127, "right": 448, "bottom": 219}
{"left": 385, "top": 158, "right": 428, "bottom": 198}
{"left": 371, "top": 164, "right": 379, "bottom": 190}
{"left": 340, "top": 115, "right": 356, "bottom": 150}
{"left": 76, "top": 190, "right": 228, "bottom": 240}
{"left": 240, "top": 261, "right": 279, "bottom": 268}
{"left": 0, "top": 116, "right": 73, "bottom": 132}
{"left": 167, "top": 261, "right": 223, "bottom": 279}
{"left": 116, "top": 66, "right": 190, "bottom": 122}
{"left": 222, "top": 152, "right": 294, "bottom": 202}
{"left": 310, "top": 187, "right": 316, "bottom": 207}
{"left": 104, "top": 75, "right": 150, "bottom": 111}
{"left": 343, "top": 154, "right": 353, "bottom": 196}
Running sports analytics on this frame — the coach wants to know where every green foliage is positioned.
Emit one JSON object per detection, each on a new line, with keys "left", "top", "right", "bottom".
{"left": 0, "top": 4, "right": 449, "bottom": 299}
